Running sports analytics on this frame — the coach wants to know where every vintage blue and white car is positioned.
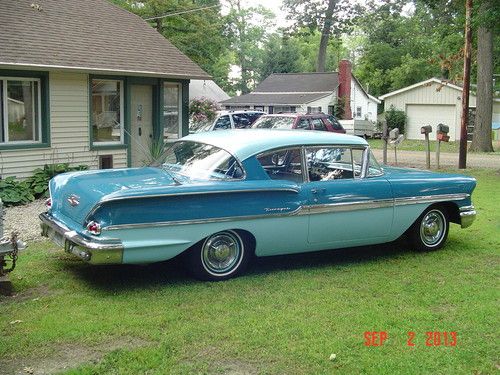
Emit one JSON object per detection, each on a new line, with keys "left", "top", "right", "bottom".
{"left": 40, "top": 130, "right": 476, "bottom": 280}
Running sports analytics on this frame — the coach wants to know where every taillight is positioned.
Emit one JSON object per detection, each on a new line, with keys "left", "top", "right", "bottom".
{"left": 86, "top": 221, "right": 101, "bottom": 235}
{"left": 45, "top": 198, "right": 52, "bottom": 209}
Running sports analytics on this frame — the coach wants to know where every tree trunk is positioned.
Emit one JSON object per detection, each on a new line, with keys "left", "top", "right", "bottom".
{"left": 469, "top": 4, "right": 494, "bottom": 152}
{"left": 316, "top": 0, "right": 336, "bottom": 72}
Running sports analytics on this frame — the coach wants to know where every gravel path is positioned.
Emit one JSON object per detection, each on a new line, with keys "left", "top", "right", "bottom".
{"left": 372, "top": 149, "right": 499, "bottom": 169}
{"left": 2, "top": 199, "right": 46, "bottom": 242}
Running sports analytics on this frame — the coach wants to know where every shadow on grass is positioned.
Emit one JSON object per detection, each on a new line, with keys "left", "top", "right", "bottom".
{"left": 60, "top": 238, "right": 414, "bottom": 293}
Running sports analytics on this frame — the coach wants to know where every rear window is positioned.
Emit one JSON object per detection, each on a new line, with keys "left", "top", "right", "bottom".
{"left": 252, "top": 116, "right": 295, "bottom": 129}
{"left": 324, "top": 115, "right": 344, "bottom": 131}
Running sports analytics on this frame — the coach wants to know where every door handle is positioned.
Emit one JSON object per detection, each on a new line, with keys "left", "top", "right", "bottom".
{"left": 311, "top": 188, "right": 326, "bottom": 194}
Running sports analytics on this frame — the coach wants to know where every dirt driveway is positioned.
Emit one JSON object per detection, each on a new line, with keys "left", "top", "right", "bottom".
{"left": 372, "top": 149, "right": 499, "bottom": 169}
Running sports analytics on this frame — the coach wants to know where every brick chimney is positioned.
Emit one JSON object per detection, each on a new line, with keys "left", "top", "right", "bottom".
{"left": 338, "top": 59, "right": 352, "bottom": 120}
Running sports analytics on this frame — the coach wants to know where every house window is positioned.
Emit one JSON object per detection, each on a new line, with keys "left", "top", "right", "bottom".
{"left": 274, "top": 106, "right": 292, "bottom": 113}
{"left": 164, "top": 83, "right": 181, "bottom": 140}
{"left": 308, "top": 106, "right": 322, "bottom": 114}
{"left": 1, "top": 78, "right": 42, "bottom": 144}
{"left": 356, "top": 106, "right": 362, "bottom": 118}
{"left": 91, "top": 79, "right": 124, "bottom": 144}
{"left": 254, "top": 106, "right": 264, "bottom": 111}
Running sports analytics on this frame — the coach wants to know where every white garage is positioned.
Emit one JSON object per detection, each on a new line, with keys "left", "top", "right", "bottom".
{"left": 406, "top": 104, "right": 456, "bottom": 140}
{"left": 379, "top": 78, "right": 500, "bottom": 141}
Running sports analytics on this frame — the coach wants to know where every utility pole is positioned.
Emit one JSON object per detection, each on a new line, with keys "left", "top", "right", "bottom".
{"left": 459, "top": 0, "right": 473, "bottom": 169}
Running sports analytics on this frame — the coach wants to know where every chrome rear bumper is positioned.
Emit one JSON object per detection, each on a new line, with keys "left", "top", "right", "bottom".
{"left": 459, "top": 205, "right": 476, "bottom": 229}
{"left": 39, "top": 213, "right": 123, "bottom": 264}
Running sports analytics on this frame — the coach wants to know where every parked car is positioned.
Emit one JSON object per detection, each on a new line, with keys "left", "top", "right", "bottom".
{"left": 40, "top": 130, "right": 476, "bottom": 281}
{"left": 190, "top": 110, "right": 264, "bottom": 133}
{"left": 251, "top": 113, "right": 346, "bottom": 134}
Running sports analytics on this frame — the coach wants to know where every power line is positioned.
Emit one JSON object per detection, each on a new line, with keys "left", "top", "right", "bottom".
{"left": 144, "top": 4, "right": 219, "bottom": 21}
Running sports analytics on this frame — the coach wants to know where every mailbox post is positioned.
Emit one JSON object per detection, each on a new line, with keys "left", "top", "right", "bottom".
{"left": 388, "top": 128, "right": 404, "bottom": 165}
{"left": 436, "top": 123, "right": 450, "bottom": 169}
{"left": 421, "top": 125, "right": 433, "bottom": 169}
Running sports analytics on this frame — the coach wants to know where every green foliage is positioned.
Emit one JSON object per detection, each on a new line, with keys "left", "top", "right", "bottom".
{"left": 189, "top": 97, "right": 220, "bottom": 124}
{"left": 0, "top": 164, "right": 88, "bottom": 206}
{"left": 258, "top": 34, "right": 303, "bottom": 79}
{"left": 385, "top": 105, "right": 407, "bottom": 133}
{"left": 0, "top": 177, "right": 35, "bottom": 206}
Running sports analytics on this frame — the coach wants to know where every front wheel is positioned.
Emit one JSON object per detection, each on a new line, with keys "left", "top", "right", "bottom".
{"left": 185, "top": 230, "right": 250, "bottom": 281}
{"left": 409, "top": 206, "right": 449, "bottom": 251}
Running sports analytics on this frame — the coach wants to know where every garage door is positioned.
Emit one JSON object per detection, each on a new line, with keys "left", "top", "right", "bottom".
{"left": 406, "top": 104, "right": 456, "bottom": 141}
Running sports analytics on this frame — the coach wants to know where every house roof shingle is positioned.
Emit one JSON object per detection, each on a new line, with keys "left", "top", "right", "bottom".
{"left": 220, "top": 92, "right": 332, "bottom": 106}
{"left": 0, "top": 0, "right": 210, "bottom": 79}
{"left": 254, "top": 72, "right": 339, "bottom": 93}
{"left": 221, "top": 72, "right": 339, "bottom": 106}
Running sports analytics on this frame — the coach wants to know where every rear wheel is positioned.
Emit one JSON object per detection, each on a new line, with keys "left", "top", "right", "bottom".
{"left": 409, "top": 206, "right": 449, "bottom": 251}
{"left": 185, "top": 230, "right": 250, "bottom": 281}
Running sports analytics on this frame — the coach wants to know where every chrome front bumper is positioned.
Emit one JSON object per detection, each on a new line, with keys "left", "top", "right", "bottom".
{"left": 39, "top": 213, "right": 123, "bottom": 264}
{"left": 459, "top": 205, "right": 476, "bottom": 229}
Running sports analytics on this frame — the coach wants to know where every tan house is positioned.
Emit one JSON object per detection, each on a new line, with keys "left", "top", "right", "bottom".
{"left": 0, "top": 0, "right": 209, "bottom": 178}
{"left": 379, "top": 78, "right": 500, "bottom": 141}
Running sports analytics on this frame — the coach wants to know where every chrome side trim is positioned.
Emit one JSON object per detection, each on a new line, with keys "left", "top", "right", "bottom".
{"left": 303, "top": 199, "right": 394, "bottom": 214}
{"left": 39, "top": 213, "right": 123, "bottom": 264}
{"left": 394, "top": 193, "right": 469, "bottom": 206}
{"left": 459, "top": 205, "right": 476, "bottom": 228}
{"left": 106, "top": 207, "right": 304, "bottom": 230}
{"left": 104, "top": 193, "right": 470, "bottom": 231}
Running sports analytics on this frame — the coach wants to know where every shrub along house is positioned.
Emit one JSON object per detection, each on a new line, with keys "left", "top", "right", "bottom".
{"left": 0, "top": 0, "right": 209, "bottom": 178}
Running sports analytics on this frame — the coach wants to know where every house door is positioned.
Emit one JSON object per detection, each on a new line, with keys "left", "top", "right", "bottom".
{"left": 130, "top": 85, "right": 154, "bottom": 167}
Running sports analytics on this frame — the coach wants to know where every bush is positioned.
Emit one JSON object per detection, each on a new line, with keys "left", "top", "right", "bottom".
{"left": 385, "top": 105, "right": 407, "bottom": 133}
{"left": 0, "top": 177, "right": 35, "bottom": 206}
{"left": 0, "top": 163, "right": 88, "bottom": 206}
{"left": 189, "top": 97, "right": 220, "bottom": 124}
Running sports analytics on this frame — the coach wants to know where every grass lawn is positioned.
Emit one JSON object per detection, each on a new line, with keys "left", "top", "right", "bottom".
{"left": 368, "top": 138, "right": 500, "bottom": 153}
{"left": 1, "top": 169, "right": 498, "bottom": 374}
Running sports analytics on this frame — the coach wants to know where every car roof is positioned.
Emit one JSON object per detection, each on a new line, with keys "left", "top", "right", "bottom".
{"left": 182, "top": 129, "right": 368, "bottom": 160}
{"left": 217, "top": 110, "right": 264, "bottom": 116}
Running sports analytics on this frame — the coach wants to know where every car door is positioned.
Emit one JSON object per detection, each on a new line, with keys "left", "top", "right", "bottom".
{"left": 304, "top": 146, "right": 393, "bottom": 246}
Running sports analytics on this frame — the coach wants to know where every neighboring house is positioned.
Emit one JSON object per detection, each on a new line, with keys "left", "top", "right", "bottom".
{"left": 189, "top": 80, "right": 230, "bottom": 103}
{"left": 221, "top": 60, "right": 380, "bottom": 123}
{"left": 379, "top": 77, "right": 500, "bottom": 141}
{"left": 0, "top": 0, "right": 209, "bottom": 178}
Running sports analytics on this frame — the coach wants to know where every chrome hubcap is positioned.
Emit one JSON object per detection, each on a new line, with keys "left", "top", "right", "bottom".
{"left": 202, "top": 231, "right": 242, "bottom": 274}
{"left": 420, "top": 210, "right": 445, "bottom": 246}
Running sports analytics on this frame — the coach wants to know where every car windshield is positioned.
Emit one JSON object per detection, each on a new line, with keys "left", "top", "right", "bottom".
{"left": 189, "top": 120, "right": 213, "bottom": 133}
{"left": 252, "top": 116, "right": 295, "bottom": 129}
{"left": 152, "top": 141, "right": 244, "bottom": 181}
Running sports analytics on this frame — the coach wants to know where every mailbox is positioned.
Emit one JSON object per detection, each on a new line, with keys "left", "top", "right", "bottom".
{"left": 420, "top": 125, "right": 432, "bottom": 134}
{"left": 389, "top": 128, "right": 399, "bottom": 140}
{"left": 436, "top": 123, "right": 449, "bottom": 134}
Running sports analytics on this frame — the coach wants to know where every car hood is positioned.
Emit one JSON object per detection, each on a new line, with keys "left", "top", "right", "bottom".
{"left": 49, "top": 167, "right": 177, "bottom": 226}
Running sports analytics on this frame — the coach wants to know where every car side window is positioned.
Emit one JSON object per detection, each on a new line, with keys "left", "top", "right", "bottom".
{"left": 306, "top": 147, "right": 354, "bottom": 181}
{"left": 232, "top": 113, "right": 252, "bottom": 129}
{"left": 351, "top": 149, "right": 364, "bottom": 178}
{"left": 257, "top": 148, "right": 304, "bottom": 183}
{"left": 311, "top": 118, "right": 326, "bottom": 131}
{"left": 325, "top": 115, "right": 343, "bottom": 131}
{"left": 297, "top": 118, "right": 310, "bottom": 129}
{"left": 214, "top": 115, "right": 231, "bottom": 130}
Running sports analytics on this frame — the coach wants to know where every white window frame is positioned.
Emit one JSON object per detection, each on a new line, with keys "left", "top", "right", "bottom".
{"left": 356, "top": 106, "right": 362, "bottom": 118}
{"left": 91, "top": 78, "right": 124, "bottom": 146}
{"left": 163, "top": 82, "right": 182, "bottom": 140}
{"left": 1, "top": 77, "right": 42, "bottom": 144}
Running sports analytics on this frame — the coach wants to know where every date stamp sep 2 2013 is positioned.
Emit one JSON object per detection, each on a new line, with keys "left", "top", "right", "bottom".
{"left": 364, "top": 331, "right": 458, "bottom": 347}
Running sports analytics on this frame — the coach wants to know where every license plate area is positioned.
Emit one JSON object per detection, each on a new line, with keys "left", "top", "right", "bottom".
{"left": 45, "top": 226, "right": 66, "bottom": 248}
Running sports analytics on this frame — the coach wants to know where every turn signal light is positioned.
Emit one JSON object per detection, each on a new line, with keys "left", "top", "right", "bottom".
{"left": 45, "top": 198, "right": 52, "bottom": 209}
{"left": 86, "top": 221, "right": 101, "bottom": 235}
